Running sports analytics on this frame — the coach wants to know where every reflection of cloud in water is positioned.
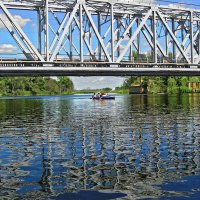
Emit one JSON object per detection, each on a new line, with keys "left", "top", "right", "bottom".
{"left": 51, "top": 190, "right": 127, "bottom": 200}
{"left": 0, "top": 94, "right": 200, "bottom": 199}
{"left": 150, "top": 174, "right": 200, "bottom": 200}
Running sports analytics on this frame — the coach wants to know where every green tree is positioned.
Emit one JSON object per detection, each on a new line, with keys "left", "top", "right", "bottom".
{"left": 167, "top": 77, "right": 179, "bottom": 94}
{"left": 58, "top": 76, "right": 74, "bottom": 94}
{"left": 132, "top": 50, "right": 138, "bottom": 61}
{"left": 0, "top": 76, "right": 74, "bottom": 96}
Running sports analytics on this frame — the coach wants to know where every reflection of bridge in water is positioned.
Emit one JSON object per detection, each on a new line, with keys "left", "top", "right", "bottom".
{"left": 1, "top": 0, "right": 200, "bottom": 75}
{"left": 0, "top": 95, "right": 200, "bottom": 199}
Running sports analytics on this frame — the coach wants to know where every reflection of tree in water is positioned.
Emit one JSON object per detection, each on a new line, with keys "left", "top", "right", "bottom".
{"left": 0, "top": 98, "right": 45, "bottom": 128}
{"left": 0, "top": 95, "right": 200, "bottom": 199}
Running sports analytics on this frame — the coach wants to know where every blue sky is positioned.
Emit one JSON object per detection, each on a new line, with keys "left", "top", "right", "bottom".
{"left": 157, "top": 0, "right": 200, "bottom": 7}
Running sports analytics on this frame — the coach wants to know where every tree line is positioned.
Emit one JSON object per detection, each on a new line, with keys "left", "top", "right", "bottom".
{"left": 1, "top": 76, "right": 200, "bottom": 97}
{"left": 0, "top": 77, "right": 74, "bottom": 96}
{"left": 121, "top": 76, "right": 200, "bottom": 94}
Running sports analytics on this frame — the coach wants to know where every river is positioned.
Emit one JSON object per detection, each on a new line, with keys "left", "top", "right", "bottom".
{"left": 0, "top": 94, "right": 200, "bottom": 200}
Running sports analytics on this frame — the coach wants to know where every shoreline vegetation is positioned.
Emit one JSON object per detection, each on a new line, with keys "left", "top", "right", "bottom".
{"left": 119, "top": 76, "right": 200, "bottom": 94}
{"left": 0, "top": 77, "right": 74, "bottom": 97}
{"left": 1, "top": 76, "right": 200, "bottom": 97}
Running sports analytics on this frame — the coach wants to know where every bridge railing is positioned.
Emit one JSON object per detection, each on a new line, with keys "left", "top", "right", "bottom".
{"left": 0, "top": 53, "right": 187, "bottom": 65}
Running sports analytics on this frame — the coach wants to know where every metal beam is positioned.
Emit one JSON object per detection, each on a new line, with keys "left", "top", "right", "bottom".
{"left": 143, "top": 23, "right": 166, "bottom": 57}
{"left": 0, "top": 1, "right": 44, "bottom": 61}
{"left": 176, "top": 30, "right": 199, "bottom": 59}
{"left": 45, "top": 0, "right": 49, "bottom": 61}
{"left": 0, "top": 0, "right": 200, "bottom": 66}
{"left": 153, "top": 10, "right": 157, "bottom": 63}
{"left": 111, "top": 3, "right": 115, "bottom": 62}
{"left": 114, "top": 17, "right": 137, "bottom": 53}
{"left": 1, "top": 66, "right": 200, "bottom": 77}
{"left": 157, "top": 10, "right": 191, "bottom": 63}
{"left": 49, "top": 13, "right": 69, "bottom": 53}
{"left": 50, "top": 3, "right": 79, "bottom": 61}
{"left": 190, "top": 11, "right": 194, "bottom": 64}
{"left": 83, "top": 4, "right": 112, "bottom": 62}
{"left": 73, "top": 16, "right": 96, "bottom": 59}
{"left": 80, "top": 3, "right": 83, "bottom": 62}
{"left": 0, "top": 15, "right": 31, "bottom": 59}
{"left": 116, "top": 9, "right": 152, "bottom": 62}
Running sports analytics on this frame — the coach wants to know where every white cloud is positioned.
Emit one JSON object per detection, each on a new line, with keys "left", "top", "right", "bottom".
{"left": 168, "top": 3, "right": 186, "bottom": 8}
{"left": 124, "top": 0, "right": 155, "bottom": 3}
{"left": 70, "top": 76, "right": 126, "bottom": 90}
{"left": 0, "top": 44, "right": 17, "bottom": 53}
{"left": 0, "top": 13, "right": 31, "bottom": 29}
{"left": 99, "top": 77, "right": 105, "bottom": 81}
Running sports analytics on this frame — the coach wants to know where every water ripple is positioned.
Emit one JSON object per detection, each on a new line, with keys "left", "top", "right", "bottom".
{"left": 0, "top": 94, "right": 200, "bottom": 199}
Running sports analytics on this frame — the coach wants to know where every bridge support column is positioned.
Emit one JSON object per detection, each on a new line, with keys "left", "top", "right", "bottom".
{"left": 37, "top": 8, "right": 42, "bottom": 54}
{"left": 137, "top": 18, "right": 141, "bottom": 60}
{"left": 111, "top": 3, "right": 115, "bottom": 62}
{"left": 153, "top": 10, "right": 157, "bottom": 63}
{"left": 45, "top": 0, "right": 49, "bottom": 61}
{"left": 172, "top": 18, "right": 176, "bottom": 63}
{"left": 129, "top": 15, "right": 133, "bottom": 62}
{"left": 69, "top": 19, "right": 73, "bottom": 61}
{"left": 198, "top": 21, "right": 200, "bottom": 56}
{"left": 165, "top": 19, "right": 169, "bottom": 57}
{"left": 80, "top": 3, "right": 83, "bottom": 62}
{"left": 98, "top": 13, "right": 102, "bottom": 61}
{"left": 190, "top": 11, "right": 194, "bottom": 64}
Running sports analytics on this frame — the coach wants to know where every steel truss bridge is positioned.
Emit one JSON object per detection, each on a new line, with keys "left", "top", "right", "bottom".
{"left": 1, "top": 0, "right": 200, "bottom": 76}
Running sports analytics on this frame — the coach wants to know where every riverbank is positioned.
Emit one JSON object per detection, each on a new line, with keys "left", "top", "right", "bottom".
{"left": 1, "top": 89, "right": 200, "bottom": 98}
{"left": 1, "top": 76, "right": 200, "bottom": 97}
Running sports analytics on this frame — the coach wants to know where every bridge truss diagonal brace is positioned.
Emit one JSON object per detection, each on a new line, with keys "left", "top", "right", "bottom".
{"left": 117, "top": 16, "right": 138, "bottom": 52}
{"left": 114, "top": 17, "right": 137, "bottom": 53}
{"left": 103, "top": 15, "right": 138, "bottom": 55}
{"left": 49, "top": 13, "right": 69, "bottom": 53}
{"left": 157, "top": 10, "right": 191, "bottom": 64}
{"left": 49, "top": 14, "right": 80, "bottom": 58}
{"left": 73, "top": 16, "right": 95, "bottom": 59}
{"left": 167, "top": 22, "right": 186, "bottom": 52}
{"left": 143, "top": 23, "right": 167, "bottom": 57}
{"left": 94, "top": 15, "right": 119, "bottom": 55}
{"left": 83, "top": 4, "right": 112, "bottom": 62}
{"left": 0, "top": 2, "right": 44, "bottom": 61}
{"left": 0, "top": 15, "right": 30, "bottom": 57}
{"left": 194, "top": 39, "right": 200, "bottom": 64}
{"left": 49, "top": 12, "right": 69, "bottom": 54}
{"left": 176, "top": 30, "right": 199, "bottom": 59}
{"left": 50, "top": 3, "right": 79, "bottom": 62}
{"left": 116, "top": 9, "right": 152, "bottom": 63}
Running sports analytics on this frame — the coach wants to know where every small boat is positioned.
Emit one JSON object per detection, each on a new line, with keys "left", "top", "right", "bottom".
{"left": 92, "top": 95, "right": 115, "bottom": 100}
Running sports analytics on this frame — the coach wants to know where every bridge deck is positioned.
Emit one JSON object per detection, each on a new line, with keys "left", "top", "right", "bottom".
{"left": 0, "top": 60, "right": 200, "bottom": 76}
{"left": 0, "top": 60, "right": 199, "bottom": 67}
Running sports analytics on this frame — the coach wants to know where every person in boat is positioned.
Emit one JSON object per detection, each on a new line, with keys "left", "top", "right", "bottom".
{"left": 100, "top": 92, "right": 107, "bottom": 97}
{"left": 92, "top": 92, "right": 96, "bottom": 99}
{"left": 92, "top": 93, "right": 96, "bottom": 99}
{"left": 102, "top": 93, "right": 108, "bottom": 97}
{"left": 96, "top": 92, "right": 100, "bottom": 98}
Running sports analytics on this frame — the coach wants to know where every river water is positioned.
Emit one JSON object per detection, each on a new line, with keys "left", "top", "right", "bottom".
{"left": 0, "top": 94, "right": 200, "bottom": 200}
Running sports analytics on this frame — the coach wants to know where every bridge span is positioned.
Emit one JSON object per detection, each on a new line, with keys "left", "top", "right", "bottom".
{"left": 0, "top": 0, "right": 200, "bottom": 76}
{"left": 0, "top": 62, "right": 200, "bottom": 76}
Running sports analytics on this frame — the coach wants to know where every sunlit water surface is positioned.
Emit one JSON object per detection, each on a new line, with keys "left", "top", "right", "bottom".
{"left": 0, "top": 94, "right": 200, "bottom": 200}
